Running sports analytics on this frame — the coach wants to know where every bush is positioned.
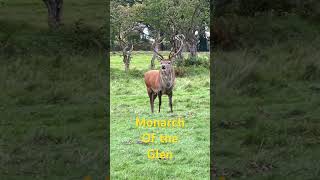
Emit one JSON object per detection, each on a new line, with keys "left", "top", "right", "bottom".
{"left": 174, "top": 67, "right": 188, "bottom": 77}
{"left": 176, "top": 56, "right": 209, "bottom": 68}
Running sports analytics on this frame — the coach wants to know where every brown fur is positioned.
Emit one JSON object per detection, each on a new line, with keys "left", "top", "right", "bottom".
{"left": 144, "top": 70, "right": 161, "bottom": 94}
{"left": 144, "top": 62, "right": 175, "bottom": 113}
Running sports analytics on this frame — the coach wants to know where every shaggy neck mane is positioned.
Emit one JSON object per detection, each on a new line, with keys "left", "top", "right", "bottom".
{"left": 160, "top": 67, "right": 175, "bottom": 90}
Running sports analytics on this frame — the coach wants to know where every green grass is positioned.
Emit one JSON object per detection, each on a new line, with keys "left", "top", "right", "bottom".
{"left": 0, "top": 0, "right": 106, "bottom": 57}
{"left": 213, "top": 15, "right": 320, "bottom": 179}
{"left": 0, "top": 0, "right": 105, "bottom": 29}
{"left": 0, "top": 55, "right": 107, "bottom": 180}
{"left": 110, "top": 51, "right": 210, "bottom": 179}
{"left": 0, "top": 1, "right": 107, "bottom": 179}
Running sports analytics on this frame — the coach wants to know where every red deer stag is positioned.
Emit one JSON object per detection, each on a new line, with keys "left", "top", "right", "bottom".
{"left": 144, "top": 36, "right": 184, "bottom": 113}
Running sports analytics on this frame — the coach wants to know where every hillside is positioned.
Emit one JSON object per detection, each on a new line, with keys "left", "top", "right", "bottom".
{"left": 0, "top": 1, "right": 107, "bottom": 179}
{"left": 213, "top": 13, "right": 320, "bottom": 179}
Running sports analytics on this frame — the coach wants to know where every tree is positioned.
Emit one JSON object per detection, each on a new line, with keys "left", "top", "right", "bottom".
{"left": 135, "top": 0, "right": 172, "bottom": 69}
{"left": 111, "top": 1, "right": 141, "bottom": 72}
{"left": 42, "top": 0, "right": 63, "bottom": 29}
{"left": 111, "top": 0, "right": 209, "bottom": 62}
{"left": 167, "top": 0, "right": 210, "bottom": 58}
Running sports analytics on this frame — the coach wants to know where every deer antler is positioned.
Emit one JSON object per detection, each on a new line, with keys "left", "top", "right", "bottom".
{"left": 169, "top": 34, "right": 185, "bottom": 60}
{"left": 153, "top": 43, "right": 164, "bottom": 61}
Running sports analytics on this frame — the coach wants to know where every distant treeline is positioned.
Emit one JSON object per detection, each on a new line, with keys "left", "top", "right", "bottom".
{"left": 111, "top": 37, "right": 210, "bottom": 52}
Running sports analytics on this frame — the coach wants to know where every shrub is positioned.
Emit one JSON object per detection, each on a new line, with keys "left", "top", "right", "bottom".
{"left": 174, "top": 67, "right": 188, "bottom": 77}
{"left": 176, "top": 56, "right": 209, "bottom": 68}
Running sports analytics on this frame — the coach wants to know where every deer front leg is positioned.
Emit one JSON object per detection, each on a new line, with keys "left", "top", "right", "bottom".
{"left": 148, "top": 92, "right": 154, "bottom": 113}
{"left": 168, "top": 92, "right": 173, "bottom": 113}
{"left": 158, "top": 91, "right": 162, "bottom": 113}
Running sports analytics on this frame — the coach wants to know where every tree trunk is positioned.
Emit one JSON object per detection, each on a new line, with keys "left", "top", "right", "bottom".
{"left": 124, "top": 56, "right": 130, "bottom": 72}
{"left": 150, "top": 43, "right": 158, "bottom": 69}
{"left": 122, "top": 44, "right": 133, "bottom": 72}
{"left": 188, "top": 42, "right": 198, "bottom": 57}
{"left": 123, "top": 53, "right": 131, "bottom": 73}
{"left": 43, "top": 0, "right": 63, "bottom": 29}
{"left": 186, "top": 35, "right": 198, "bottom": 58}
{"left": 185, "top": 30, "right": 198, "bottom": 58}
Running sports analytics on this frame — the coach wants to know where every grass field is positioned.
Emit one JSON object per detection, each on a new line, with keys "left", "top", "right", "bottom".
{"left": 213, "top": 14, "right": 320, "bottom": 179}
{"left": 0, "top": 0, "right": 105, "bottom": 29}
{"left": 0, "top": 1, "right": 107, "bottom": 179}
{"left": 110, "top": 51, "right": 210, "bottom": 179}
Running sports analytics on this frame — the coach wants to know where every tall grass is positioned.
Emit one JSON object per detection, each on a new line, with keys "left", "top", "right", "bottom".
{"left": 0, "top": 0, "right": 107, "bottom": 179}
{"left": 213, "top": 13, "right": 320, "bottom": 179}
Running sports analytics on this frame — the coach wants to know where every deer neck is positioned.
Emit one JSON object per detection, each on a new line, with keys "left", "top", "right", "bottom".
{"left": 160, "top": 67, "right": 175, "bottom": 92}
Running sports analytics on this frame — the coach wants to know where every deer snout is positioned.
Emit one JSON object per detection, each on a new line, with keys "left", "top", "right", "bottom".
{"left": 162, "top": 65, "right": 166, "bottom": 70}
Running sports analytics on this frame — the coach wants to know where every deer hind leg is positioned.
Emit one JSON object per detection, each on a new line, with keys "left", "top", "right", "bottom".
{"left": 158, "top": 91, "right": 162, "bottom": 113}
{"left": 168, "top": 92, "right": 173, "bottom": 113}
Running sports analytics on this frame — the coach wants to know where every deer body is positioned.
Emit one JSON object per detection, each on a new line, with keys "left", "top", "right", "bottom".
{"left": 144, "top": 66, "right": 175, "bottom": 113}
{"left": 144, "top": 35, "right": 184, "bottom": 113}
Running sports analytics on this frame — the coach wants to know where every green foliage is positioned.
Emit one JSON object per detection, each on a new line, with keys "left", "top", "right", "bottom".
{"left": 184, "top": 56, "right": 209, "bottom": 67}
{"left": 111, "top": 0, "right": 210, "bottom": 52}
{"left": 111, "top": 1, "right": 142, "bottom": 49}
{"left": 138, "top": 0, "right": 209, "bottom": 33}
{"left": 137, "top": 0, "right": 170, "bottom": 33}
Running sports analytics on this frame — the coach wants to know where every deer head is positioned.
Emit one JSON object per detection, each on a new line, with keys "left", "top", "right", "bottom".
{"left": 153, "top": 35, "right": 184, "bottom": 76}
